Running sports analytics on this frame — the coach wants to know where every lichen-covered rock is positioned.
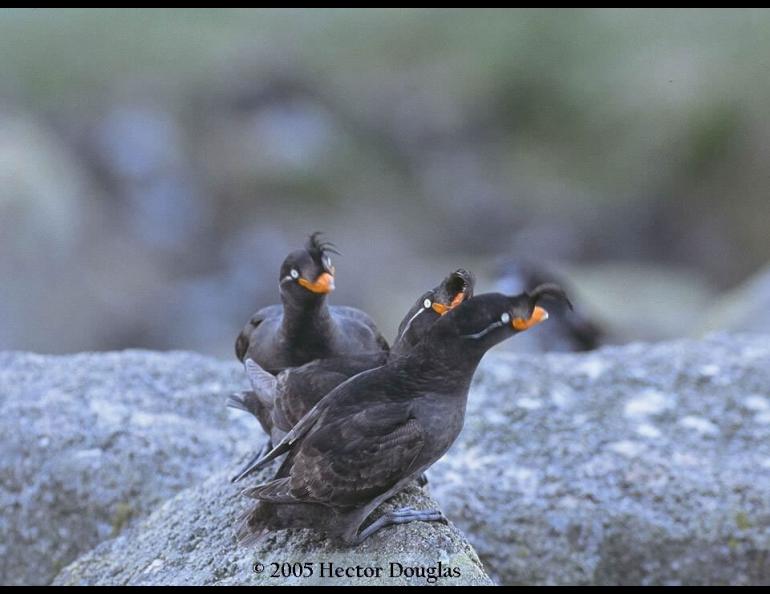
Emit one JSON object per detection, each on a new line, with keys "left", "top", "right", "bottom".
{"left": 53, "top": 467, "right": 492, "bottom": 586}
{"left": 0, "top": 350, "right": 253, "bottom": 585}
{"left": 429, "top": 334, "right": 770, "bottom": 585}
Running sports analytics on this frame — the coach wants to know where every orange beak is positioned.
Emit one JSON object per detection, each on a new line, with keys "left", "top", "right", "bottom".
{"left": 298, "top": 272, "right": 335, "bottom": 294}
{"left": 512, "top": 305, "right": 549, "bottom": 331}
{"left": 431, "top": 291, "right": 466, "bottom": 315}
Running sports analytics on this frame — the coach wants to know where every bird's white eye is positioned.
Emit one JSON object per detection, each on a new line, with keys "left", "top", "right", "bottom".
{"left": 290, "top": 269, "right": 299, "bottom": 280}
{"left": 423, "top": 298, "right": 432, "bottom": 309}
{"left": 500, "top": 312, "right": 511, "bottom": 324}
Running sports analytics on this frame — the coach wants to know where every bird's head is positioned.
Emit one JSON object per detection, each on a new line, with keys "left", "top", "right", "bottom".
{"left": 431, "top": 283, "right": 572, "bottom": 353}
{"left": 279, "top": 232, "right": 338, "bottom": 302}
{"left": 391, "top": 269, "right": 475, "bottom": 356}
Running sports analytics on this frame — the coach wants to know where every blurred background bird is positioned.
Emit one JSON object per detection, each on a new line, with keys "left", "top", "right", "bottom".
{"left": 3, "top": 9, "right": 770, "bottom": 357}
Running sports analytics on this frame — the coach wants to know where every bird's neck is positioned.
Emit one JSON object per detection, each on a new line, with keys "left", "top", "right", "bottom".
{"left": 280, "top": 296, "right": 336, "bottom": 345}
{"left": 402, "top": 337, "right": 485, "bottom": 392}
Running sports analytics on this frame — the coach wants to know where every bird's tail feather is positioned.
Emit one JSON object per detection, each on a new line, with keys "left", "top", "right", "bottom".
{"left": 236, "top": 502, "right": 271, "bottom": 545}
{"left": 227, "top": 390, "right": 274, "bottom": 438}
{"left": 236, "top": 500, "right": 329, "bottom": 544}
{"left": 227, "top": 391, "right": 251, "bottom": 413}
{"left": 245, "top": 359, "right": 278, "bottom": 407}
{"left": 242, "top": 477, "right": 295, "bottom": 503}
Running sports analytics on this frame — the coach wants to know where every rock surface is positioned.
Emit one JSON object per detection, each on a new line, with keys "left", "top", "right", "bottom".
{"left": 429, "top": 334, "right": 770, "bottom": 585}
{"left": 1, "top": 349, "right": 491, "bottom": 586}
{"left": 53, "top": 468, "right": 492, "bottom": 586}
{"left": 5, "top": 337, "right": 770, "bottom": 586}
{"left": 0, "top": 350, "right": 253, "bottom": 586}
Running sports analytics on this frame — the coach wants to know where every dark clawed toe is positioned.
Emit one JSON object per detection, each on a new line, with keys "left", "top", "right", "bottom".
{"left": 429, "top": 510, "right": 448, "bottom": 524}
{"left": 387, "top": 507, "right": 444, "bottom": 524}
{"left": 407, "top": 508, "right": 445, "bottom": 523}
{"left": 389, "top": 506, "right": 416, "bottom": 517}
{"left": 353, "top": 506, "right": 447, "bottom": 543}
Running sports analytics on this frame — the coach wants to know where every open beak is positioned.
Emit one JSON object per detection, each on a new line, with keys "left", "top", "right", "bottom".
{"left": 298, "top": 272, "right": 335, "bottom": 294}
{"left": 512, "top": 305, "right": 549, "bottom": 331}
{"left": 431, "top": 291, "right": 466, "bottom": 315}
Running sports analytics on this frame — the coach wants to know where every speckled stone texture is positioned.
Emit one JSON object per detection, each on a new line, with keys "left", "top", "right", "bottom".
{"left": 52, "top": 470, "right": 492, "bottom": 586}
{"left": 429, "top": 333, "right": 770, "bottom": 585}
{"left": 0, "top": 350, "right": 491, "bottom": 586}
{"left": 0, "top": 351, "right": 253, "bottom": 585}
{"left": 5, "top": 337, "right": 770, "bottom": 585}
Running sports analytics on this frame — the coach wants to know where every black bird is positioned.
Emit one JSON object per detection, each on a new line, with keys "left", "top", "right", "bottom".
{"left": 228, "top": 269, "right": 475, "bottom": 481}
{"left": 389, "top": 268, "right": 474, "bottom": 358}
{"left": 234, "top": 233, "right": 389, "bottom": 373}
{"left": 235, "top": 284, "right": 570, "bottom": 545}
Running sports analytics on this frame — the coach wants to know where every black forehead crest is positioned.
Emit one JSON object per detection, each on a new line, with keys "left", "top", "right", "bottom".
{"left": 305, "top": 232, "right": 341, "bottom": 262}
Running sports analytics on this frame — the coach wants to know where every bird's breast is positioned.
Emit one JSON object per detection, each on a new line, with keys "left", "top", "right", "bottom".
{"left": 412, "top": 390, "right": 469, "bottom": 459}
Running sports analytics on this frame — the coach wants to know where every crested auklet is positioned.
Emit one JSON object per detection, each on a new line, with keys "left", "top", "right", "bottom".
{"left": 234, "top": 233, "right": 389, "bottom": 373}
{"left": 235, "top": 284, "right": 570, "bottom": 545}
{"left": 228, "top": 269, "right": 475, "bottom": 482}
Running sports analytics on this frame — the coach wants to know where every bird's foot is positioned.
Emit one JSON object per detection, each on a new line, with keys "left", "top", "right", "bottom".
{"left": 416, "top": 473, "right": 429, "bottom": 487}
{"left": 230, "top": 439, "right": 273, "bottom": 483}
{"left": 353, "top": 507, "right": 447, "bottom": 543}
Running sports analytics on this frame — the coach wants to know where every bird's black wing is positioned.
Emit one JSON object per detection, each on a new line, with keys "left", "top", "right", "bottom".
{"left": 331, "top": 305, "right": 390, "bottom": 352}
{"left": 273, "top": 352, "right": 389, "bottom": 431}
{"left": 234, "top": 305, "right": 282, "bottom": 362}
{"left": 236, "top": 366, "right": 392, "bottom": 479}
{"left": 272, "top": 368, "right": 349, "bottom": 433}
{"left": 312, "top": 351, "right": 390, "bottom": 375}
{"left": 245, "top": 398, "right": 424, "bottom": 507}
{"left": 227, "top": 391, "right": 273, "bottom": 435}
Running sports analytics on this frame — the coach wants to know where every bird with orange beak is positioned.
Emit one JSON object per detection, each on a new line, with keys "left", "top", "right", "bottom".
{"left": 235, "top": 233, "right": 389, "bottom": 374}
{"left": 235, "top": 284, "right": 571, "bottom": 545}
{"left": 228, "top": 269, "right": 474, "bottom": 482}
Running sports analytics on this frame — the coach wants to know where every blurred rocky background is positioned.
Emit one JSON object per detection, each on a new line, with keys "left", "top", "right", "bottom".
{"left": 3, "top": 8, "right": 770, "bottom": 357}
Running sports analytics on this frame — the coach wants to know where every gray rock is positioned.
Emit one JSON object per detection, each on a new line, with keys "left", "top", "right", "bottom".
{"left": 429, "top": 334, "right": 770, "bottom": 585}
{"left": 53, "top": 469, "right": 492, "bottom": 586}
{"left": 8, "top": 336, "right": 770, "bottom": 586}
{"left": 1, "top": 349, "right": 490, "bottom": 586}
{"left": 0, "top": 350, "right": 253, "bottom": 585}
